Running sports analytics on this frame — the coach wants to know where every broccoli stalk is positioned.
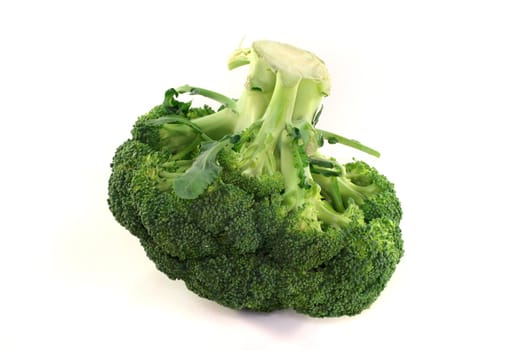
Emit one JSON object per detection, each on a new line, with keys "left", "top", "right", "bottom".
{"left": 225, "top": 41, "right": 376, "bottom": 226}
{"left": 228, "top": 41, "right": 329, "bottom": 189}
{"left": 166, "top": 41, "right": 383, "bottom": 223}
{"left": 230, "top": 48, "right": 331, "bottom": 226}
{"left": 313, "top": 171, "right": 378, "bottom": 207}
{"left": 236, "top": 71, "right": 302, "bottom": 177}
{"left": 138, "top": 40, "right": 383, "bottom": 220}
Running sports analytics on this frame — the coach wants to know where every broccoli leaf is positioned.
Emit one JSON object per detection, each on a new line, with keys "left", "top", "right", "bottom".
{"left": 173, "top": 138, "right": 230, "bottom": 199}
{"left": 163, "top": 88, "right": 193, "bottom": 114}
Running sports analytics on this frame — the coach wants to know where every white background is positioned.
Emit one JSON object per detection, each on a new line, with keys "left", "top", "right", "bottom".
{"left": 1, "top": 0, "right": 524, "bottom": 349}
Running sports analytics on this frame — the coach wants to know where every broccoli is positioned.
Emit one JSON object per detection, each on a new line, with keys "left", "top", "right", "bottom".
{"left": 108, "top": 40, "right": 403, "bottom": 317}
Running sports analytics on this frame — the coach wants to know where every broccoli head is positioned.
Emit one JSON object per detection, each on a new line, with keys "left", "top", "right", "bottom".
{"left": 108, "top": 40, "right": 403, "bottom": 317}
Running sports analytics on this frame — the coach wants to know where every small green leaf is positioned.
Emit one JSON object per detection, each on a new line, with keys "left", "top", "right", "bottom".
{"left": 163, "top": 88, "right": 178, "bottom": 107}
{"left": 163, "top": 88, "right": 192, "bottom": 114}
{"left": 173, "top": 139, "right": 230, "bottom": 199}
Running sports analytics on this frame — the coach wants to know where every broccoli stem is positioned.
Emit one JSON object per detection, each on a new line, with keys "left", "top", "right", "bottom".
{"left": 292, "top": 79, "right": 325, "bottom": 124}
{"left": 328, "top": 177, "right": 345, "bottom": 213}
{"left": 234, "top": 88, "right": 273, "bottom": 131}
{"left": 280, "top": 131, "right": 301, "bottom": 208}
{"left": 317, "top": 129, "right": 381, "bottom": 158}
{"left": 169, "top": 41, "right": 380, "bottom": 224}
{"left": 337, "top": 178, "right": 378, "bottom": 206}
{"left": 175, "top": 84, "right": 274, "bottom": 138}
{"left": 152, "top": 41, "right": 385, "bottom": 231}
{"left": 154, "top": 107, "right": 238, "bottom": 153}
{"left": 315, "top": 200, "right": 351, "bottom": 229}
{"left": 313, "top": 172, "right": 378, "bottom": 208}
{"left": 171, "top": 136, "right": 202, "bottom": 160}
{"left": 191, "top": 108, "right": 239, "bottom": 140}
{"left": 230, "top": 46, "right": 334, "bottom": 216}
{"left": 240, "top": 72, "right": 300, "bottom": 177}
{"left": 176, "top": 85, "right": 237, "bottom": 110}
{"left": 256, "top": 72, "right": 299, "bottom": 142}
{"left": 280, "top": 129, "right": 311, "bottom": 210}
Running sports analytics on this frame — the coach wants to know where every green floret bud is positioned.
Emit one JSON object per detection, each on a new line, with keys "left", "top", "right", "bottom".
{"left": 132, "top": 89, "right": 239, "bottom": 154}
{"left": 131, "top": 150, "right": 260, "bottom": 260}
{"left": 108, "top": 140, "right": 155, "bottom": 240}
{"left": 284, "top": 217, "right": 403, "bottom": 317}
{"left": 345, "top": 161, "right": 403, "bottom": 223}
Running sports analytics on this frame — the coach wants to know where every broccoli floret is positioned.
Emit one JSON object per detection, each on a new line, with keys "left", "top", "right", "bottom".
{"left": 282, "top": 217, "right": 403, "bottom": 317}
{"left": 128, "top": 148, "right": 260, "bottom": 260}
{"left": 313, "top": 159, "right": 402, "bottom": 224}
{"left": 108, "top": 40, "right": 403, "bottom": 317}
{"left": 108, "top": 140, "right": 153, "bottom": 240}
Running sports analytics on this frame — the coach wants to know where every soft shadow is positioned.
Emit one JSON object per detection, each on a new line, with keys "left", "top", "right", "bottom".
{"left": 235, "top": 308, "right": 312, "bottom": 337}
